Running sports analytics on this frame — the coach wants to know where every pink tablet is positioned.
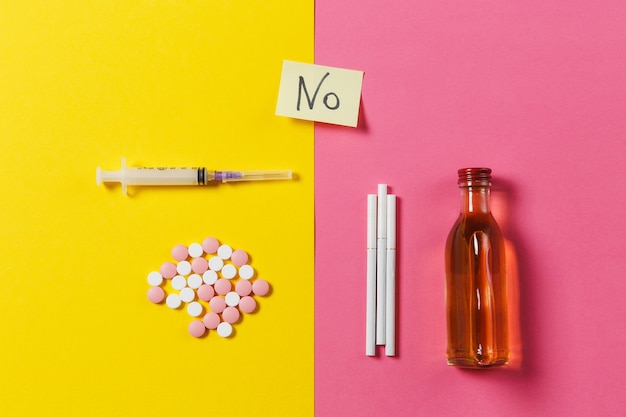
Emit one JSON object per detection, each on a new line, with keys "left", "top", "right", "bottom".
{"left": 209, "top": 296, "right": 226, "bottom": 314}
{"left": 147, "top": 287, "right": 165, "bottom": 304}
{"left": 203, "top": 312, "right": 220, "bottom": 329}
{"left": 214, "top": 278, "right": 232, "bottom": 295}
{"left": 230, "top": 249, "right": 249, "bottom": 267}
{"left": 188, "top": 320, "right": 206, "bottom": 338}
{"left": 160, "top": 262, "right": 177, "bottom": 279}
{"left": 202, "top": 237, "right": 220, "bottom": 254}
{"left": 222, "top": 306, "right": 240, "bottom": 324}
{"left": 197, "top": 284, "right": 215, "bottom": 301}
{"left": 235, "top": 280, "right": 252, "bottom": 297}
{"left": 238, "top": 296, "right": 257, "bottom": 314}
{"left": 172, "top": 244, "right": 188, "bottom": 262}
{"left": 252, "top": 279, "right": 270, "bottom": 296}
{"left": 191, "top": 257, "right": 208, "bottom": 274}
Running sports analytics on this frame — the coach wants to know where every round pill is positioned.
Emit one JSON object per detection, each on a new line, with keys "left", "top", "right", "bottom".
{"left": 209, "top": 296, "right": 226, "bottom": 314}
{"left": 171, "top": 244, "right": 188, "bottom": 261}
{"left": 188, "top": 243, "right": 204, "bottom": 258}
{"left": 222, "top": 306, "right": 240, "bottom": 324}
{"left": 197, "top": 284, "right": 215, "bottom": 301}
{"left": 191, "top": 257, "right": 208, "bottom": 274}
{"left": 231, "top": 249, "right": 249, "bottom": 266}
{"left": 225, "top": 291, "right": 240, "bottom": 307}
{"left": 166, "top": 293, "right": 182, "bottom": 309}
{"left": 147, "top": 287, "right": 165, "bottom": 303}
{"left": 203, "top": 312, "right": 221, "bottom": 329}
{"left": 187, "top": 301, "right": 204, "bottom": 317}
{"left": 188, "top": 320, "right": 206, "bottom": 338}
{"left": 238, "top": 296, "right": 257, "bottom": 314}
{"left": 214, "top": 278, "right": 232, "bottom": 295}
{"left": 221, "top": 264, "right": 237, "bottom": 279}
{"left": 180, "top": 287, "right": 196, "bottom": 303}
{"left": 171, "top": 275, "right": 187, "bottom": 291}
{"left": 235, "top": 280, "right": 252, "bottom": 297}
{"left": 187, "top": 274, "right": 203, "bottom": 289}
{"left": 202, "top": 237, "right": 220, "bottom": 254}
{"left": 217, "top": 244, "right": 233, "bottom": 260}
{"left": 252, "top": 279, "right": 270, "bottom": 296}
{"left": 147, "top": 271, "right": 163, "bottom": 287}
{"left": 160, "top": 262, "right": 177, "bottom": 279}
{"left": 176, "top": 260, "right": 192, "bottom": 276}
{"left": 208, "top": 256, "right": 224, "bottom": 271}
{"left": 203, "top": 270, "right": 218, "bottom": 285}
{"left": 238, "top": 264, "right": 255, "bottom": 280}
{"left": 217, "top": 322, "right": 233, "bottom": 338}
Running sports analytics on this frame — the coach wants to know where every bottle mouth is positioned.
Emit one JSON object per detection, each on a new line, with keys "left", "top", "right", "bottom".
{"left": 457, "top": 167, "right": 492, "bottom": 187}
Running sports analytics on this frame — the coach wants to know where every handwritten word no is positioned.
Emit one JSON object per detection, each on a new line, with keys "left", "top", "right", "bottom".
{"left": 297, "top": 72, "right": 340, "bottom": 111}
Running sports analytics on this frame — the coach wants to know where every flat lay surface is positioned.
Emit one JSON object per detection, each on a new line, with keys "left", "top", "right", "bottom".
{"left": 2, "top": 1, "right": 626, "bottom": 416}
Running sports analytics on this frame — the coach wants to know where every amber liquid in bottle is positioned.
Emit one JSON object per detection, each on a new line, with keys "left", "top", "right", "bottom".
{"left": 445, "top": 168, "right": 509, "bottom": 368}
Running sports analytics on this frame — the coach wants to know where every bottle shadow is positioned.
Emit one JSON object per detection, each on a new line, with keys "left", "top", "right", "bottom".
{"left": 489, "top": 178, "right": 538, "bottom": 379}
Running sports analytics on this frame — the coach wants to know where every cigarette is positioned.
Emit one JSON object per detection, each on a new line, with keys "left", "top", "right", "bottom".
{"left": 376, "top": 184, "right": 387, "bottom": 345}
{"left": 385, "top": 194, "right": 397, "bottom": 356}
{"left": 366, "top": 194, "right": 377, "bottom": 356}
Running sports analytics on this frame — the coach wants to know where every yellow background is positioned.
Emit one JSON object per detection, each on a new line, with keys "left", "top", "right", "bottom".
{"left": 0, "top": 2, "right": 313, "bottom": 416}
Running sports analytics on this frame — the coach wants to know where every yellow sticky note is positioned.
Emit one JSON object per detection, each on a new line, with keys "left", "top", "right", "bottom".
{"left": 276, "top": 60, "right": 364, "bottom": 127}
{"left": 0, "top": 2, "right": 313, "bottom": 416}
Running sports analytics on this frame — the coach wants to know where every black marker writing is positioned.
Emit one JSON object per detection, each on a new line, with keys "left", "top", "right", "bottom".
{"left": 297, "top": 72, "right": 340, "bottom": 111}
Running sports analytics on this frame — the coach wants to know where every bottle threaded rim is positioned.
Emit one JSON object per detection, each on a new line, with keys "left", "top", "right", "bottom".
{"left": 457, "top": 167, "right": 492, "bottom": 187}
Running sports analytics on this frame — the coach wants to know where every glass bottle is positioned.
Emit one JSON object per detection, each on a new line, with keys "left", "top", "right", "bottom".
{"left": 445, "top": 168, "right": 509, "bottom": 368}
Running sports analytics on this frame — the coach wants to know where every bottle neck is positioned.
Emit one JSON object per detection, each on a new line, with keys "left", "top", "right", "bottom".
{"left": 460, "top": 186, "right": 491, "bottom": 214}
{"left": 457, "top": 168, "right": 493, "bottom": 215}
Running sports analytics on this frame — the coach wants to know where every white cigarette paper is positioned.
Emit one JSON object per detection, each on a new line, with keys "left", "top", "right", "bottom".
{"left": 366, "top": 194, "right": 377, "bottom": 356}
{"left": 376, "top": 184, "right": 387, "bottom": 345}
{"left": 385, "top": 194, "right": 397, "bottom": 356}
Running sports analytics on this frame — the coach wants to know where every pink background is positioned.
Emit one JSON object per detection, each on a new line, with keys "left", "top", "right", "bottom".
{"left": 314, "top": 1, "right": 626, "bottom": 416}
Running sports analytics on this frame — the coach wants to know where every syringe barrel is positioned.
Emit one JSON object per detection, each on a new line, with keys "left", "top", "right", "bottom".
{"left": 96, "top": 158, "right": 205, "bottom": 194}
{"left": 122, "top": 167, "right": 204, "bottom": 186}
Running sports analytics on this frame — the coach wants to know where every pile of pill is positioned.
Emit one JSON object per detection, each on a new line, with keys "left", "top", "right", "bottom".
{"left": 146, "top": 237, "right": 270, "bottom": 338}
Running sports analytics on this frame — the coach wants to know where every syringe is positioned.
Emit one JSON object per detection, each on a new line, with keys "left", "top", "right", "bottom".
{"left": 97, "top": 158, "right": 293, "bottom": 194}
